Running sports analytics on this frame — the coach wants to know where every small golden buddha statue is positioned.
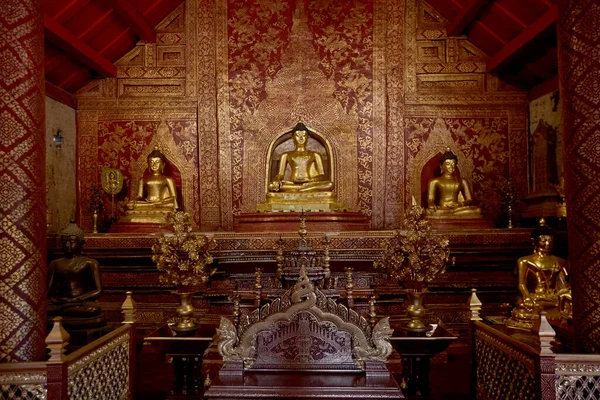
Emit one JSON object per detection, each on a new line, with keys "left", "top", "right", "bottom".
{"left": 47, "top": 222, "right": 105, "bottom": 328}
{"left": 258, "top": 123, "right": 343, "bottom": 212}
{"left": 122, "top": 146, "right": 179, "bottom": 223}
{"left": 425, "top": 149, "right": 482, "bottom": 219}
{"left": 505, "top": 219, "right": 571, "bottom": 330}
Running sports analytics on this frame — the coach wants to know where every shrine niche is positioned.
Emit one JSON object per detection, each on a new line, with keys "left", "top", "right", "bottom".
{"left": 405, "top": 116, "right": 513, "bottom": 225}
{"left": 257, "top": 122, "right": 344, "bottom": 213}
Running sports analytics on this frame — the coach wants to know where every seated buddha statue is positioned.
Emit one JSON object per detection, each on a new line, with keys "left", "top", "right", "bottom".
{"left": 122, "top": 146, "right": 179, "bottom": 224}
{"left": 425, "top": 149, "right": 483, "bottom": 219}
{"left": 258, "top": 123, "right": 343, "bottom": 212}
{"left": 505, "top": 219, "right": 571, "bottom": 330}
{"left": 47, "top": 222, "right": 105, "bottom": 329}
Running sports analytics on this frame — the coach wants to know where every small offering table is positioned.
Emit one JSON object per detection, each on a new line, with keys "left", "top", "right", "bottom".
{"left": 144, "top": 323, "right": 217, "bottom": 398}
{"left": 390, "top": 324, "right": 458, "bottom": 399}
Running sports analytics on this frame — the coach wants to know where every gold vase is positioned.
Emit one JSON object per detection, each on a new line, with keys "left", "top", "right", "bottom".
{"left": 173, "top": 291, "right": 197, "bottom": 336}
{"left": 404, "top": 289, "right": 431, "bottom": 334}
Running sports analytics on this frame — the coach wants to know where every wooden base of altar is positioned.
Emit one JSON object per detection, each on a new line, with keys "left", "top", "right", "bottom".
{"left": 233, "top": 211, "right": 370, "bottom": 232}
{"left": 205, "top": 371, "right": 403, "bottom": 399}
{"left": 108, "top": 221, "right": 172, "bottom": 233}
{"left": 425, "top": 217, "right": 494, "bottom": 229}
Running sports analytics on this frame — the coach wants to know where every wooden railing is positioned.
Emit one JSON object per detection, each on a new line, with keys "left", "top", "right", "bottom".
{"left": 473, "top": 320, "right": 539, "bottom": 400}
{"left": 469, "top": 290, "right": 600, "bottom": 400}
{"left": 0, "top": 324, "right": 135, "bottom": 400}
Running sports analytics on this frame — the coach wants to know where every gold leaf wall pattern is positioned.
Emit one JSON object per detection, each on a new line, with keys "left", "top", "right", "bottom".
{"left": 74, "top": 0, "right": 529, "bottom": 230}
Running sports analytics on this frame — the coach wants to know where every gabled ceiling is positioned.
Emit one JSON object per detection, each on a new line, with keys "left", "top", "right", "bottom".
{"left": 426, "top": 0, "right": 558, "bottom": 91}
{"left": 42, "top": 0, "right": 557, "bottom": 102}
{"left": 43, "top": 0, "right": 184, "bottom": 95}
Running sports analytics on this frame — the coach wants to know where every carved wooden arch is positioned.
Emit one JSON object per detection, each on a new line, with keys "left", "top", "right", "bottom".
{"left": 129, "top": 119, "right": 196, "bottom": 213}
{"left": 217, "top": 267, "right": 393, "bottom": 370}
{"left": 263, "top": 124, "right": 337, "bottom": 194}
{"left": 408, "top": 118, "right": 475, "bottom": 207}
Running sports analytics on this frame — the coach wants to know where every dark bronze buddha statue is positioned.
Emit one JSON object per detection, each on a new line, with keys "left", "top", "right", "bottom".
{"left": 47, "top": 222, "right": 104, "bottom": 329}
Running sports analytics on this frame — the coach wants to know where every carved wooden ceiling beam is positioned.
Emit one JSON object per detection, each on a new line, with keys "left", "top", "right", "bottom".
{"left": 44, "top": 13, "right": 117, "bottom": 77}
{"left": 108, "top": 0, "right": 156, "bottom": 43}
{"left": 45, "top": 80, "right": 78, "bottom": 109}
{"left": 487, "top": 6, "right": 557, "bottom": 72}
{"left": 446, "top": 0, "right": 493, "bottom": 37}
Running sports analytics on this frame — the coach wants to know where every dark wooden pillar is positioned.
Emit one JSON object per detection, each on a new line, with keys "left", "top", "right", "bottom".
{"left": 557, "top": 0, "right": 600, "bottom": 353}
{"left": 0, "top": 0, "right": 47, "bottom": 361}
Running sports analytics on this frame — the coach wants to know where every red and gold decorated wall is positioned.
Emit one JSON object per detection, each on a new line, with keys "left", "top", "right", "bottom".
{"left": 75, "top": 0, "right": 528, "bottom": 231}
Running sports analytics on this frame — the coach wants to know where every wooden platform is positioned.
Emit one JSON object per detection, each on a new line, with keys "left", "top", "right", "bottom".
{"left": 233, "top": 211, "right": 371, "bottom": 232}
{"left": 206, "top": 371, "right": 403, "bottom": 399}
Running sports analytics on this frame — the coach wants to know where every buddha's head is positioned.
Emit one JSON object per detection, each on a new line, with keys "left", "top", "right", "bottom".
{"left": 147, "top": 146, "right": 166, "bottom": 174}
{"left": 291, "top": 122, "right": 309, "bottom": 147}
{"left": 531, "top": 218, "right": 554, "bottom": 253}
{"left": 61, "top": 221, "right": 84, "bottom": 257}
{"left": 439, "top": 150, "right": 458, "bottom": 175}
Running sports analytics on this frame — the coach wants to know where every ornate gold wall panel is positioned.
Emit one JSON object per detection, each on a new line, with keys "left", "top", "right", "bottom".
{"left": 73, "top": 0, "right": 529, "bottom": 232}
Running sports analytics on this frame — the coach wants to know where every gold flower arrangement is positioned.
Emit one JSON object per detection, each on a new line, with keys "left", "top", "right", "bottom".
{"left": 152, "top": 211, "right": 216, "bottom": 290}
{"left": 374, "top": 205, "right": 450, "bottom": 290}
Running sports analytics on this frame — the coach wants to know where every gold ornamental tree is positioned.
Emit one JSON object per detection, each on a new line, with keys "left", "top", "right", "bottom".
{"left": 374, "top": 205, "right": 450, "bottom": 332}
{"left": 152, "top": 211, "right": 216, "bottom": 291}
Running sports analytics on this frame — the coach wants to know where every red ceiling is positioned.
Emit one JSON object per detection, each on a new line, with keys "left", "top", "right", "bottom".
{"left": 43, "top": 0, "right": 184, "bottom": 94}
{"left": 42, "top": 0, "right": 557, "bottom": 99}
{"left": 426, "top": 0, "right": 558, "bottom": 90}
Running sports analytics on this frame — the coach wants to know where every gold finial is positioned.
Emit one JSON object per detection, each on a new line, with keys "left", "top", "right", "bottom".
{"left": 298, "top": 209, "right": 307, "bottom": 239}
{"left": 539, "top": 217, "right": 546, "bottom": 226}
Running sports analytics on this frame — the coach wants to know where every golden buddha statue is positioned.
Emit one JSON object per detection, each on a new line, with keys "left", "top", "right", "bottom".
{"left": 47, "top": 222, "right": 105, "bottom": 329}
{"left": 425, "top": 149, "right": 483, "bottom": 219}
{"left": 258, "top": 123, "right": 343, "bottom": 212}
{"left": 505, "top": 219, "right": 571, "bottom": 330}
{"left": 122, "top": 146, "right": 179, "bottom": 224}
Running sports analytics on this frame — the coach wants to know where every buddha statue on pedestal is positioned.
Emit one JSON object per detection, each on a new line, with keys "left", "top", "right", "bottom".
{"left": 258, "top": 123, "right": 344, "bottom": 212}
{"left": 505, "top": 219, "right": 571, "bottom": 330}
{"left": 47, "top": 222, "right": 105, "bottom": 331}
{"left": 121, "top": 146, "right": 179, "bottom": 224}
{"left": 425, "top": 149, "right": 483, "bottom": 219}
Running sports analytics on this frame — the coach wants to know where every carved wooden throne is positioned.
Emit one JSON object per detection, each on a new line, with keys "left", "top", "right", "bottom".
{"left": 204, "top": 267, "right": 404, "bottom": 399}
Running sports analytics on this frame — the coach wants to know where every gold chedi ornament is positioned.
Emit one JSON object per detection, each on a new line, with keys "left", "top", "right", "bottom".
{"left": 375, "top": 205, "right": 450, "bottom": 333}
{"left": 152, "top": 211, "right": 216, "bottom": 334}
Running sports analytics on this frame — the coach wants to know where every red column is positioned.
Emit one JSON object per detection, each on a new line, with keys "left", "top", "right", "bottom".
{"left": 557, "top": 0, "right": 600, "bottom": 353}
{"left": 0, "top": 0, "right": 46, "bottom": 361}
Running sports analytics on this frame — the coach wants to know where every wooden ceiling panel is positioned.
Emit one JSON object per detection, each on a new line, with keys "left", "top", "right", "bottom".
{"left": 139, "top": 0, "right": 184, "bottom": 27}
{"left": 61, "top": 68, "right": 95, "bottom": 93}
{"left": 45, "top": 56, "right": 91, "bottom": 91}
{"left": 495, "top": 0, "right": 550, "bottom": 25}
{"left": 423, "top": 0, "right": 461, "bottom": 22}
{"left": 87, "top": 19, "right": 131, "bottom": 55}
{"left": 101, "top": 34, "right": 139, "bottom": 63}
{"left": 49, "top": 0, "right": 92, "bottom": 24}
{"left": 478, "top": 5, "right": 525, "bottom": 43}
{"left": 426, "top": 0, "right": 558, "bottom": 89}
{"left": 467, "top": 22, "right": 505, "bottom": 55}
{"left": 60, "top": 2, "right": 111, "bottom": 38}
{"left": 42, "top": 0, "right": 184, "bottom": 95}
